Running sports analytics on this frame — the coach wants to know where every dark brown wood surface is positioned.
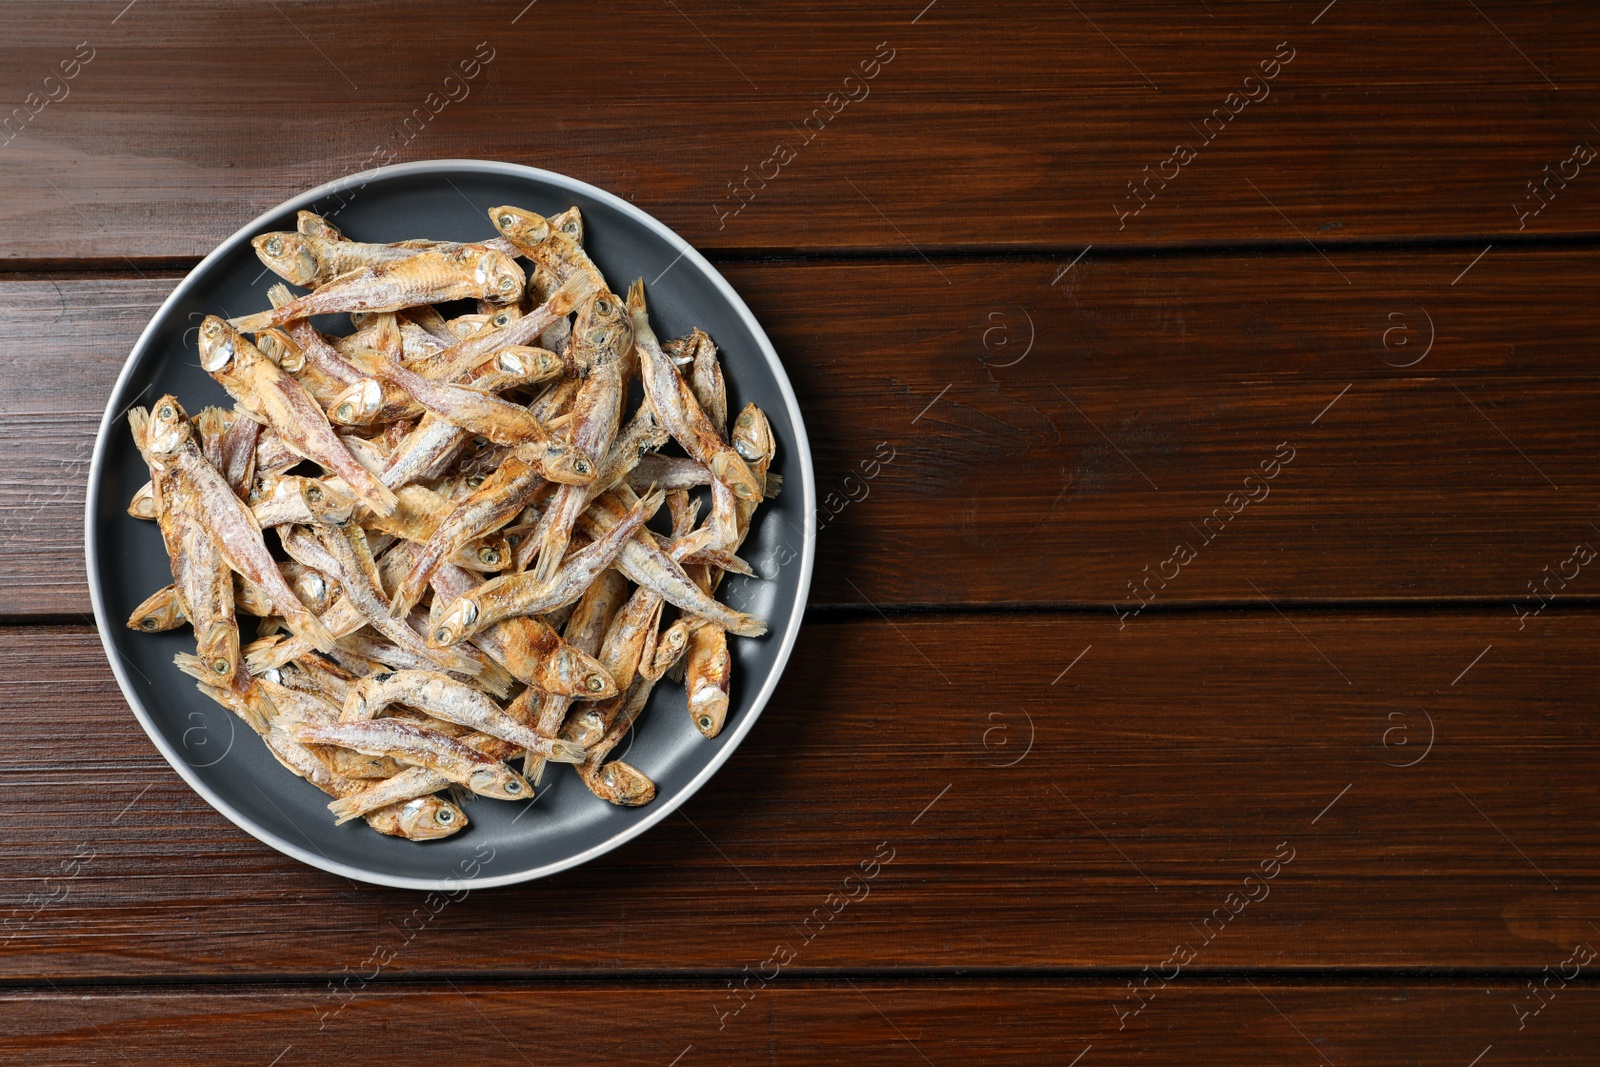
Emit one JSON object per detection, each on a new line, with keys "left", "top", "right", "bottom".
{"left": 2, "top": 618, "right": 1595, "bottom": 979}
{"left": 6, "top": 982, "right": 1598, "bottom": 1066}
{"left": 3, "top": 1, "right": 1597, "bottom": 1062}
{"left": 5, "top": 249, "right": 1599, "bottom": 615}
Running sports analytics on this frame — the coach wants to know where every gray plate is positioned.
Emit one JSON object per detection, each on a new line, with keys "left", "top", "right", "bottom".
{"left": 85, "top": 160, "right": 815, "bottom": 890}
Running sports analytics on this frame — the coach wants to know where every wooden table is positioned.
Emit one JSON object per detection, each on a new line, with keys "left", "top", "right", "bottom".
{"left": 3, "top": 2, "right": 1597, "bottom": 1062}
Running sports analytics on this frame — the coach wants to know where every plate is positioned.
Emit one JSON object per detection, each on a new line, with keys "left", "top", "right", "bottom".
{"left": 84, "top": 160, "right": 815, "bottom": 890}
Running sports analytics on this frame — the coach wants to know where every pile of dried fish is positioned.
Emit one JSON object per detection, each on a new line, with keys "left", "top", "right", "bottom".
{"left": 125, "top": 204, "right": 778, "bottom": 842}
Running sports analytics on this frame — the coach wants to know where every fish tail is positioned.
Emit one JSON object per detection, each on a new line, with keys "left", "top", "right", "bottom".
{"left": 243, "top": 634, "right": 304, "bottom": 673}
{"left": 530, "top": 526, "right": 571, "bottom": 586}
{"left": 548, "top": 739, "right": 589, "bottom": 765}
{"left": 326, "top": 792, "right": 369, "bottom": 823}
{"left": 763, "top": 472, "right": 783, "bottom": 499}
{"left": 286, "top": 610, "right": 339, "bottom": 654}
{"left": 228, "top": 310, "right": 275, "bottom": 333}
{"left": 469, "top": 657, "right": 514, "bottom": 699}
{"left": 355, "top": 475, "right": 400, "bottom": 519}
{"left": 728, "top": 612, "right": 768, "bottom": 638}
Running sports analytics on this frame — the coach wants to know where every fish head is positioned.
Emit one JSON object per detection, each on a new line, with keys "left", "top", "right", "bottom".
{"left": 494, "top": 345, "right": 561, "bottom": 382}
{"left": 655, "top": 619, "right": 689, "bottom": 666}
{"left": 594, "top": 760, "right": 656, "bottom": 806}
{"left": 550, "top": 206, "right": 584, "bottom": 244}
{"left": 467, "top": 764, "right": 531, "bottom": 801}
{"left": 395, "top": 795, "right": 467, "bottom": 840}
{"left": 254, "top": 327, "right": 305, "bottom": 373}
{"left": 537, "top": 441, "right": 597, "bottom": 485}
{"left": 295, "top": 209, "right": 343, "bottom": 241}
{"left": 476, "top": 250, "right": 527, "bottom": 305}
{"left": 690, "top": 682, "right": 730, "bottom": 738}
{"left": 486, "top": 305, "right": 523, "bottom": 330}
{"left": 147, "top": 395, "right": 194, "bottom": 455}
{"left": 546, "top": 645, "right": 618, "bottom": 698}
{"left": 127, "top": 481, "right": 159, "bottom": 520}
{"left": 328, "top": 378, "right": 384, "bottom": 425}
{"left": 732, "top": 403, "right": 775, "bottom": 467}
{"left": 489, "top": 205, "right": 552, "bottom": 249}
{"left": 430, "top": 597, "right": 478, "bottom": 647}
{"left": 289, "top": 567, "right": 335, "bottom": 614}
{"left": 465, "top": 536, "right": 511, "bottom": 573}
{"left": 129, "top": 592, "right": 185, "bottom": 632}
{"left": 711, "top": 450, "right": 764, "bottom": 503}
{"left": 572, "top": 290, "right": 634, "bottom": 366}
{"left": 251, "top": 232, "right": 320, "bottom": 287}
{"left": 196, "top": 620, "right": 240, "bottom": 682}
{"left": 297, "top": 478, "right": 355, "bottom": 526}
{"left": 197, "top": 315, "right": 246, "bottom": 374}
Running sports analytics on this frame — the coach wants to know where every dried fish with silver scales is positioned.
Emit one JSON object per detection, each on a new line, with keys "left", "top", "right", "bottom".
{"left": 123, "top": 204, "right": 778, "bottom": 841}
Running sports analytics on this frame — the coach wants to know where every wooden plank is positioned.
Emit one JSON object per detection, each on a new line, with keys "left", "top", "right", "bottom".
{"left": 3, "top": 614, "right": 1595, "bottom": 978}
{"left": 2, "top": 981, "right": 1596, "bottom": 1065}
{"left": 5, "top": 247, "right": 1599, "bottom": 615}
{"left": 4, "top": 3, "right": 1600, "bottom": 259}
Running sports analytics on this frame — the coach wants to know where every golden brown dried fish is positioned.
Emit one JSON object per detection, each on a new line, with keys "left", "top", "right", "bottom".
{"left": 233, "top": 246, "right": 526, "bottom": 332}
{"left": 197, "top": 317, "right": 399, "bottom": 517}
{"left": 291, "top": 719, "right": 531, "bottom": 800}
{"left": 129, "top": 207, "right": 781, "bottom": 841}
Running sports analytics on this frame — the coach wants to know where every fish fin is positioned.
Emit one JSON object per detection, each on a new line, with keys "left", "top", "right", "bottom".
{"left": 763, "top": 472, "right": 782, "bottom": 499}
{"left": 548, "top": 739, "right": 589, "bottom": 765}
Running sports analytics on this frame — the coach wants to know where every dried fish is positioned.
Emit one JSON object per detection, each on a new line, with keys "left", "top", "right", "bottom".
{"left": 127, "top": 205, "right": 781, "bottom": 843}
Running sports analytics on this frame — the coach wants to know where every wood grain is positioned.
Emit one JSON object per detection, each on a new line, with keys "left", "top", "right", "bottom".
{"left": 6, "top": 247, "right": 1597, "bottom": 615}
{"left": 4, "top": 981, "right": 1596, "bottom": 1065}
{"left": 3, "top": 3, "right": 1600, "bottom": 260}
{"left": 3, "top": 614, "right": 1594, "bottom": 979}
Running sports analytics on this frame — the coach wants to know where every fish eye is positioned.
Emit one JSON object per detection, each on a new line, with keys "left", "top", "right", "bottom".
{"left": 498, "top": 276, "right": 516, "bottom": 292}
{"left": 139, "top": 617, "right": 158, "bottom": 630}
{"left": 498, "top": 213, "right": 515, "bottom": 229}
{"left": 698, "top": 715, "right": 715, "bottom": 730}
{"left": 506, "top": 533, "right": 521, "bottom": 546}
{"left": 504, "top": 779, "right": 522, "bottom": 794}
{"left": 213, "top": 658, "right": 231, "bottom": 675}
{"left": 158, "top": 405, "right": 175, "bottom": 419}
{"left": 594, "top": 297, "right": 612, "bottom": 315}
{"left": 434, "top": 628, "right": 451, "bottom": 643}
{"left": 334, "top": 404, "right": 353, "bottom": 421}
{"left": 585, "top": 675, "right": 605, "bottom": 692}
{"left": 436, "top": 808, "right": 454, "bottom": 824}
{"left": 305, "top": 485, "right": 323, "bottom": 502}
{"left": 563, "top": 221, "right": 578, "bottom": 234}
{"left": 478, "top": 546, "right": 499, "bottom": 565}
{"left": 467, "top": 474, "right": 486, "bottom": 488}
{"left": 572, "top": 460, "right": 590, "bottom": 474}
{"left": 265, "top": 237, "right": 283, "bottom": 256}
